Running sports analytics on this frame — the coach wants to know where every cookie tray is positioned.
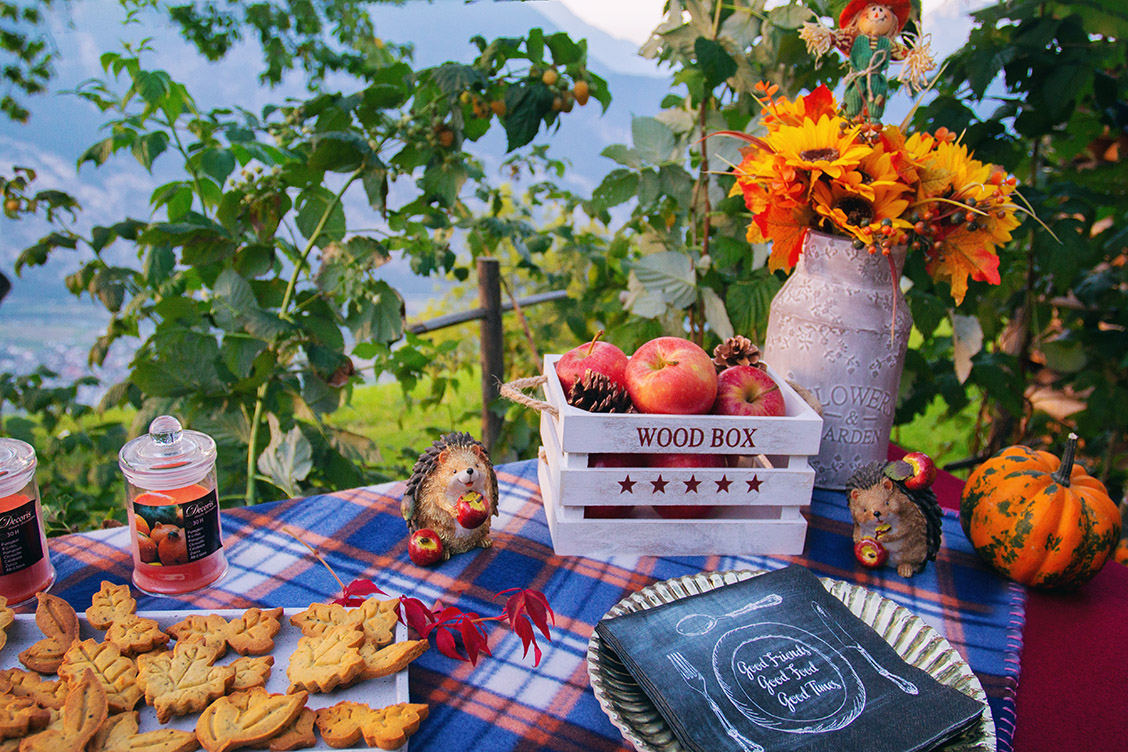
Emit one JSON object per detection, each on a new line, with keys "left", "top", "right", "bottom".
{"left": 2, "top": 607, "right": 413, "bottom": 751}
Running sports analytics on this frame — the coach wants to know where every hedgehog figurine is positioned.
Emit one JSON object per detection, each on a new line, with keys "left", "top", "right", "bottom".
{"left": 402, "top": 431, "right": 499, "bottom": 560}
{"left": 846, "top": 455, "right": 942, "bottom": 577}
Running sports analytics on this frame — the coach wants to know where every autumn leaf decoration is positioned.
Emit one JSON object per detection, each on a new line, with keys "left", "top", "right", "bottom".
{"left": 284, "top": 526, "right": 555, "bottom": 667}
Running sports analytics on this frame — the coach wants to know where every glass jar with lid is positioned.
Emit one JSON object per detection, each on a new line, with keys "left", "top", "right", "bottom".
{"left": 118, "top": 416, "right": 227, "bottom": 594}
{"left": 0, "top": 438, "right": 55, "bottom": 605}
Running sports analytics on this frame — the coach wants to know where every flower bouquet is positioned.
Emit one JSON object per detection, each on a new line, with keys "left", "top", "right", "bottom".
{"left": 727, "top": 81, "right": 1023, "bottom": 305}
{"left": 716, "top": 1, "right": 1028, "bottom": 487}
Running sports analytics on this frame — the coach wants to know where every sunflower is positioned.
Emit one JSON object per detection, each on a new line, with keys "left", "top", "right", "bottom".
{"left": 812, "top": 180, "right": 911, "bottom": 242}
{"left": 834, "top": 149, "right": 906, "bottom": 201}
{"left": 769, "top": 115, "right": 869, "bottom": 181}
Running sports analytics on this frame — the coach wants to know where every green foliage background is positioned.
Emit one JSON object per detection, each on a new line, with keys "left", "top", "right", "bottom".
{"left": 1, "top": 0, "right": 1125, "bottom": 535}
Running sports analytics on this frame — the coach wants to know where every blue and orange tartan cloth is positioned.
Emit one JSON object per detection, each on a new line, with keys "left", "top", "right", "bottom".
{"left": 43, "top": 459, "right": 1023, "bottom": 752}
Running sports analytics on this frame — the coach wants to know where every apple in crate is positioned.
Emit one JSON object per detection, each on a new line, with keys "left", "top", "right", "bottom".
{"left": 555, "top": 332, "right": 628, "bottom": 399}
{"left": 625, "top": 337, "right": 717, "bottom": 414}
{"left": 586, "top": 453, "right": 637, "bottom": 519}
{"left": 408, "top": 528, "right": 444, "bottom": 566}
{"left": 713, "top": 365, "right": 786, "bottom": 417}
{"left": 650, "top": 453, "right": 725, "bottom": 519}
{"left": 456, "top": 491, "right": 490, "bottom": 529}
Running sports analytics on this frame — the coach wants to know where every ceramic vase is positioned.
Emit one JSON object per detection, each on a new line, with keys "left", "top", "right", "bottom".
{"left": 763, "top": 231, "right": 912, "bottom": 489}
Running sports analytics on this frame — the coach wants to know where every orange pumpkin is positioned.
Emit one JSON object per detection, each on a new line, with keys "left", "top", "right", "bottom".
{"left": 961, "top": 433, "right": 1120, "bottom": 589}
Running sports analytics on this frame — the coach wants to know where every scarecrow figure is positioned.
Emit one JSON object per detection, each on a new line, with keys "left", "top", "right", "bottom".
{"left": 800, "top": 0, "right": 935, "bottom": 122}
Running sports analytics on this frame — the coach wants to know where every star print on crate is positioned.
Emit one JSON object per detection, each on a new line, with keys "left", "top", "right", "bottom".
{"left": 595, "top": 565, "right": 984, "bottom": 752}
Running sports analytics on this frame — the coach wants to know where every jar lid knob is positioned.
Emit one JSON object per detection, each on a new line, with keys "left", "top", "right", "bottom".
{"left": 148, "top": 415, "right": 183, "bottom": 447}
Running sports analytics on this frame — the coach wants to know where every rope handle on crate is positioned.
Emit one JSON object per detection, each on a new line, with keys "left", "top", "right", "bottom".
{"left": 500, "top": 375, "right": 559, "bottom": 418}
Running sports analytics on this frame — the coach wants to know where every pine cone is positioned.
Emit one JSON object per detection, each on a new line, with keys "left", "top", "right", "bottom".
{"left": 713, "top": 336, "right": 762, "bottom": 371}
{"left": 568, "top": 370, "right": 633, "bottom": 413}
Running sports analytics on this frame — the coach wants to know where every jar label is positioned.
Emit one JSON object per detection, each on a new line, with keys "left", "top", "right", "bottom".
{"left": 134, "top": 488, "right": 222, "bottom": 566}
{"left": 0, "top": 497, "right": 45, "bottom": 575}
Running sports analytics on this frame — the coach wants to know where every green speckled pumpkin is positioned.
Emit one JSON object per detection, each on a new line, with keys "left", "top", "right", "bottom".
{"left": 961, "top": 434, "right": 1120, "bottom": 589}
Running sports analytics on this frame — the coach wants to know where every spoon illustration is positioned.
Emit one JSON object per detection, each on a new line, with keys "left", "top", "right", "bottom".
{"left": 675, "top": 594, "right": 783, "bottom": 636}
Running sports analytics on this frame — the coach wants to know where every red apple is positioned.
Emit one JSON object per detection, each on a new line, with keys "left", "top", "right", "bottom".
{"left": 625, "top": 337, "right": 717, "bottom": 415}
{"left": 713, "top": 365, "right": 786, "bottom": 417}
{"left": 456, "top": 491, "right": 490, "bottom": 529}
{"left": 587, "top": 452, "right": 639, "bottom": 519}
{"left": 555, "top": 331, "right": 629, "bottom": 399}
{"left": 901, "top": 451, "right": 937, "bottom": 490}
{"left": 649, "top": 453, "right": 724, "bottom": 519}
{"left": 408, "top": 528, "right": 444, "bottom": 566}
{"left": 854, "top": 537, "right": 888, "bottom": 569}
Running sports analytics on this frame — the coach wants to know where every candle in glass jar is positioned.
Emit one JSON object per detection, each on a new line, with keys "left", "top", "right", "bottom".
{"left": 0, "top": 438, "right": 55, "bottom": 605}
{"left": 119, "top": 416, "right": 227, "bottom": 595}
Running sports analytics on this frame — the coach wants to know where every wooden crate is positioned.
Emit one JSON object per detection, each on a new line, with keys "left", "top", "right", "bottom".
{"left": 536, "top": 354, "right": 822, "bottom": 557}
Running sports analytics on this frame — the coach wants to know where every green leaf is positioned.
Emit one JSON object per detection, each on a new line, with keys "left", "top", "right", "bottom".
{"left": 256, "top": 414, "right": 312, "bottom": 498}
{"left": 546, "top": 32, "right": 581, "bottom": 65}
{"left": 726, "top": 277, "right": 781, "bottom": 338}
{"left": 701, "top": 286, "right": 734, "bottom": 341}
{"left": 601, "top": 144, "right": 642, "bottom": 169}
{"left": 768, "top": 3, "right": 813, "bottom": 30}
{"left": 591, "top": 168, "right": 639, "bottom": 211}
{"left": 198, "top": 148, "right": 236, "bottom": 184}
{"left": 361, "top": 160, "right": 388, "bottom": 214}
{"left": 526, "top": 28, "right": 545, "bottom": 63}
{"left": 429, "top": 63, "right": 487, "bottom": 95}
{"left": 694, "top": 37, "right": 737, "bottom": 92}
{"left": 143, "top": 246, "right": 175, "bottom": 286}
{"left": 295, "top": 187, "right": 346, "bottom": 247}
{"left": 223, "top": 337, "right": 267, "bottom": 379}
{"left": 309, "top": 131, "right": 372, "bottom": 173}
{"left": 503, "top": 81, "right": 555, "bottom": 152}
{"left": 345, "top": 280, "right": 404, "bottom": 344}
{"left": 632, "top": 251, "right": 696, "bottom": 309}
{"left": 212, "top": 268, "right": 294, "bottom": 341}
{"left": 420, "top": 162, "right": 468, "bottom": 207}
{"left": 632, "top": 116, "right": 678, "bottom": 164}
{"left": 131, "top": 132, "right": 169, "bottom": 171}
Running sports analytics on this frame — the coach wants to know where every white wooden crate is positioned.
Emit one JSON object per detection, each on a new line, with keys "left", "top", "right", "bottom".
{"left": 535, "top": 354, "right": 822, "bottom": 557}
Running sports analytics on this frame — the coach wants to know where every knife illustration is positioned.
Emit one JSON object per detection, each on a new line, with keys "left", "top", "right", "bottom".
{"left": 812, "top": 601, "right": 918, "bottom": 695}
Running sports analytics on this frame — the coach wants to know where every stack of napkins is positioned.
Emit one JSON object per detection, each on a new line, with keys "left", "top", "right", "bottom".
{"left": 596, "top": 565, "right": 984, "bottom": 752}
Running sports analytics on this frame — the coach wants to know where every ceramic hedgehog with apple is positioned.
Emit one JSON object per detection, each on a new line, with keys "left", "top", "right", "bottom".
{"left": 846, "top": 454, "right": 942, "bottom": 577}
{"left": 402, "top": 431, "right": 498, "bottom": 560}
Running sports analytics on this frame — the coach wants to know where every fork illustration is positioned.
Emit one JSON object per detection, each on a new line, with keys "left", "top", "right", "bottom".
{"left": 667, "top": 651, "right": 764, "bottom": 752}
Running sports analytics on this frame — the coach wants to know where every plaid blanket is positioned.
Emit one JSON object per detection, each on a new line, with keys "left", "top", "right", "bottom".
{"left": 42, "top": 459, "right": 1023, "bottom": 752}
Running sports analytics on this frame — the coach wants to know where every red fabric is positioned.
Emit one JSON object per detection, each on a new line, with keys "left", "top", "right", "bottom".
{"left": 889, "top": 445, "right": 1128, "bottom": 751}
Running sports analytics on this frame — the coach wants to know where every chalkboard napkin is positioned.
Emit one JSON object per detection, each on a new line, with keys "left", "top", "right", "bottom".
{"left": 595, "top": 565, "right": 984, "bottom": 752}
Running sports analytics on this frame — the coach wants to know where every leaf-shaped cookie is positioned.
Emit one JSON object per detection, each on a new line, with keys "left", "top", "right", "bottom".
{"left": 19, "top": 669, "right": 108, "bottom": 752}
{"left": 229, "top": 656, "right": 274, "bottom": 692}
{"left": 19, "top": 593, "right": 79, "bottom": 674}
{"left": 354, "top": 639, "right": 428, "bottom": 682}
{"left": 359, "top": 703, "right": 429, "bottom": 750}
{"left": 86, "top": 710, "right": 199, "bottom": 752}
{"left": 85, "top": 583, "right": 136, "bottom": 630}
{"left": 0, "top": 693, "right": 51, "bottom": 740}
{"left": 58, "top": 639, "right": 143, "bottom": 713}
{"left": 224, "top": 608, "right": 283, "bottom": 656}
{"left": 136, "top": 637, "right": 235, "bottom": 723}
{"left": 249, "top": 708, "right": 315, "bottom": 752}
{"left": 0, "top": 668, "right": 68, "bottom": 709}
{"left": 349, "top": 599, "right": 399, "bottom": 648}
{"left": 313, "top": 702, "right": 429, "bottom": 750}
{"left": 286, "top": 624, "right": 365, "bottom": 694}
{"left": 195, "top": 688, "right": 308, "bottom": 752}
{"left": 0, "top": 597, "right": 14, "bottom": 652}
{"left": 288, "top": 604, "right": 348, "bottom": 638}
{"left": 310, "top": 702, "right": 369, "bottom": 749}
{"left": 106, "top": 615, "right": 170, "bottom": 658}
{"left": 167, "top": 615, "right": 229, "bottom": 655}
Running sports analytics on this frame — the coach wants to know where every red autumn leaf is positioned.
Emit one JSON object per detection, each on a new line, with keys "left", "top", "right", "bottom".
{"left": 399, "top": 596, "right": 437, "bottom": 637}
{"left": 802, "top": 84, "right": 835, "bottom": 120}
{"left": 333, "top": 578, "right": 387, "bottom": 606}
{"left": 512, "top": 617, "right": 543, "bottom": 665}
{"left": 434, "top": 626, "right": 463, "bottom": 662}
{"left": 754, "top": 204, "right": 811, "bottom": 273}
{"left": 458, "top": 616, "right": 487, "bottom": 665}
{"left": 925, "top": 233, "right": 1002, "bottom": 305}
{"left": 523, "top": 597, "right": 553, "bottom": 641}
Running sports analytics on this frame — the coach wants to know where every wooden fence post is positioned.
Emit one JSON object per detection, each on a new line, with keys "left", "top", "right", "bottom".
{"left": 477, "top": 257, "right": 503, "bottom": 452}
